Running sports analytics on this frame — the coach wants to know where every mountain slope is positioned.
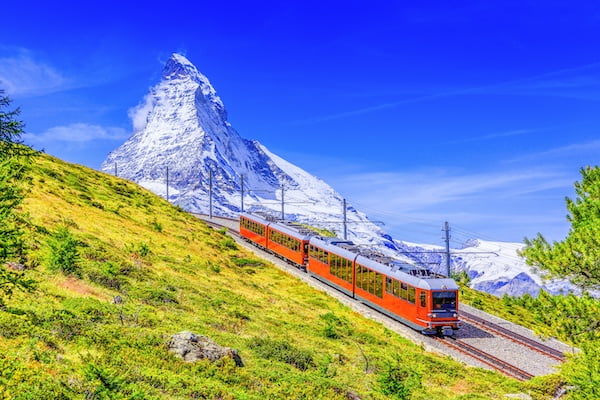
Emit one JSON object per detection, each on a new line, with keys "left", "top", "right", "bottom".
{"left": 0, "top": 152, "right": 542, "bottom": 398}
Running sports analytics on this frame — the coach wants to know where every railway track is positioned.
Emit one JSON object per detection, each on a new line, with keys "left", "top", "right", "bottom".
{"left": 460, "top": 311, "right": 566, "bottom": 362}
{"left": 434, "top": 336, "right": 534, "bottom": 381}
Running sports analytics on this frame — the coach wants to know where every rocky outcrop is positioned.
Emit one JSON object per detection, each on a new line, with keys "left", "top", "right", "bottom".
{"left": 167, "top": 331, "right": 243, "bottom": 367}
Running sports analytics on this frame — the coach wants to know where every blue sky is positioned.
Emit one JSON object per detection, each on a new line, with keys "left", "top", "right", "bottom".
{"left": 2, "top": 1, "right": 599, "bottom": 246}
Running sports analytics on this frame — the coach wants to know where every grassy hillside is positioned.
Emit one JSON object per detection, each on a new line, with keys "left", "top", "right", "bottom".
{"left": 0, "top": 153, "right": 556, "bottom": 399}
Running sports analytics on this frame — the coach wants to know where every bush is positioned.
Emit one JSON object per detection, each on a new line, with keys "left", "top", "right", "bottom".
{"left": 47, "top": 226, "right": 80, "bottom": 275}
{"left": 248, "top": 337, "right": 315, "bottom": 371}
{"left": 219, "top": 237, "right": 238, "bottom": 250}
{"left": 150, "top": 218, "right": 163, "bottom": 232}
{"left": 377, "top": 355, "right": 422, "bottom": 400}
{"left": 320, "top": 312, "right": 352, "bottom": 339}
{"left": 88, "top": 261, "right": 125, "bottom": 290}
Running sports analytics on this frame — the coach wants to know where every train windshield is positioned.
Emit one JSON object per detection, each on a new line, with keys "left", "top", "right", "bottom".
{"left": 432, "top": 291, "right": 457, "bottom": 312}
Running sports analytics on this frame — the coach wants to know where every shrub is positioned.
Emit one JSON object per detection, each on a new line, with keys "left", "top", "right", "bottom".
{"left": 88, "top": 261, "right": 125, "bottom": 290}
{"left": 320, "top": 312, "right": 352, "bottom": 339}
{"left": 150, "top": 218, "right": 163, "bottom": 232}
{"left": 219, "top": 237, "right": 238, "bottom": 250}
{"left": 47, "top": 226, "right": 80, "bottom": 275}
{"left": 126, "top": 242, "right": 151, "bottom": 258}
{"left": 377, "top": 355, "right": 422, "bottom": 400}
{"left": 471, "top": 298, "right": 483, "bottom": 309}
{"left": 248, "top": 337, "right": 315, "bottom": 371}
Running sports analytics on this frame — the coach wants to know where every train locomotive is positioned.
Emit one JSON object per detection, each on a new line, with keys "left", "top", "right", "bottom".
{"left": 239, "top": 212, "right": 461, "bottom": 335}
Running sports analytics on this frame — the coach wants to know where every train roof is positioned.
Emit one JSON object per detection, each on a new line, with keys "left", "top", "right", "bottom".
{"left": 241, "top": 212, "right": 316, "bottom": 240}
{"left": 309, "top": 235, "right": 458, "bottom": 290}
{"left": 269, "top": 220, "right": 315, "bottom": 240}
{"left": 356, "top": 255, "right": 459, "bottom": 290}
{"left": 309, "top": 236, "right": 362, "bottom": 259}
{"left": 240, "top": 212, "right": 273, "bottom": 226}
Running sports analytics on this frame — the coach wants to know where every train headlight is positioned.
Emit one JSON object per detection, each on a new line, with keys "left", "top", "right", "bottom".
{"left": 427, "top": 313, "right": 433, "bottom": 318}
{"left": 453, "top": 313, "right": 457, "bottom": 318}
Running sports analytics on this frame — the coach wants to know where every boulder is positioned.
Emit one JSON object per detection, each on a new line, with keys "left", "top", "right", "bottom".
{"left": 167, "top": 331, "right": 244, "bottom": 367}
{"left": 4, "top": 262, "right": 26, "bottom": 271}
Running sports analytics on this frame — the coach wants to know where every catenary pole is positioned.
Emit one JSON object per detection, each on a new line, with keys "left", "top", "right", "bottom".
{"left": 166, "top": 166, "right": 169, "bottom": 201}
{"left": 343, "top": 198, "right": 347, "bottom": 240}
{"left": 443, "top": 221, "right": 451, "bottom": 277}
{"left": 280, "top": 184, "right": 285, "bottom": 220}
{"left": 209, "top": 169, "right": 213, "bottom": 219}
{"left": 240, "top": 174, "right": 244, "bottom": 213}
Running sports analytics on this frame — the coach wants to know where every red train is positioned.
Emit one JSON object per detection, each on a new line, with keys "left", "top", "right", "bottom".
{"left": 239, "top": 212, "right": 461, "bottom": 335}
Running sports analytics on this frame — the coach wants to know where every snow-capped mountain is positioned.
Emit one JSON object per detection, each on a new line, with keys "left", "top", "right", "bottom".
{"left": 101, "top": 53, "right": 389, "bottom": 247}
{"left": 101, "top": 53, "right": 568, "bottom": 297}
{"left": 394, "top": 239, "right": 573, "bottom": 297}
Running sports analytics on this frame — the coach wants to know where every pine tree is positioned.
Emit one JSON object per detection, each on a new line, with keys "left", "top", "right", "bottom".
{"left": 521, "top": 166, "right": 600, "bottom": 290}
{"left": 0, "top": 89, "right": 35, "bottom": 307}
{"left": 520, "top": 167, "right": 600, "bottom": 398}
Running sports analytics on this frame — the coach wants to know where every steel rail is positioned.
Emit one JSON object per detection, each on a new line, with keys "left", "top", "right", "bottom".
{"left": 434, "top": 337, "right": 534, "bottom": 381}
{"left": 460, "top": 311, "right": 565, "bottom": 362}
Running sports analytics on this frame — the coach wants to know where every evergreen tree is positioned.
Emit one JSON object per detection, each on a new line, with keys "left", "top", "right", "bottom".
{"left": 520, "top": 167, "right": 600, "bottom": 398}
{"left": 521, "top": 166, "right": 600, "bottom": 290}
{"left": 0, "top": 89, "right": 29, "bottom": 262}
{"left": 0, "top": 89, "right": 35, "bottom": 307}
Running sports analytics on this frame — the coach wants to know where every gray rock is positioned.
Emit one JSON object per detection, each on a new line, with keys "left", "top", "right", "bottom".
{"left": 4, "top": 262, "right": 26, "bottom": 271}
{"left": 167, "top": 331, "right": 243, "bottom": 367}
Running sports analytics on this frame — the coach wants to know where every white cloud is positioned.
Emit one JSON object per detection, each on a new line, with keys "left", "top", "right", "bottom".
{"left": 508, "top": 139, "right": 600, "bottom": 164}
{"left": 0, "top": 49, "right": 69, "bottom": 97}
{"left": 333, "top": 168, "right": 567, "bottom": 212}
{"left": 324, "top": 167, "right": 573, "bottom": 243}
{"left": 128, "top": 93, "right": 154, "bottom": 132}
{"left": 24, "top": 123, "right": 129, "bottom": 144}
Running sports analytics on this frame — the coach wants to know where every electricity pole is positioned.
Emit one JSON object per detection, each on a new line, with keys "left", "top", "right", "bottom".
{"left": 443, "top": 221, "right": 451, "bottom": 277}
{"left": 209, "top": 169, "right": 213, "bottom": 219}
{"left": 240, "top": 174, "right": 244, "bottom": 213}
{"left": 280, "top": 184, "right": 285, "bottom": 220}
{"left": 343, "top": 198, "right": 348, "bottom": 240}
{"left": 166, "top": 166, "right": 169, "bottom": 201}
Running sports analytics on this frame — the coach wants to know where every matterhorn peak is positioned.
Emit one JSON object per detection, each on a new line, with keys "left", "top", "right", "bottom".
{"left": 162, "top": 53, "right": 201, "bottom": 80}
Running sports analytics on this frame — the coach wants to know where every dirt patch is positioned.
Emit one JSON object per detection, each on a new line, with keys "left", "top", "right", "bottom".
{"left": 59, "top": 277, "right": 104, "bottom": 299}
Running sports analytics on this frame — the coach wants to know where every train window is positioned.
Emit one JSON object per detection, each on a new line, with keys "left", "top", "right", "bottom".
{"left": 433, "top": 291, "right": 457, "bottom": 311}
{"left": 408, "top": 287, "right": 416, "bottom": 304}
{"left": 330, "top": 254, "right": 337, "bottom": 276}
{"left": 370, "top": 270, "right": 376, "bottom": 294}
{"left": 242, "top": 218, "right": 265, "bottom": 236}
{"left": 393, "top": 280, "right": 399, "bottom": 297}
{"left": 386, "top": 277, "right": 392, "bottom": 294}
{"left": 357, "top": 265, "right": 366, "bottom": 290}
{"left": 374, "top": 272, "right": 383, "bottom": 298}
{"left": 420, "top": 292, "right": 426, "bottom": 308}
{"left": 346, "top": 258, "right": 353, "bottom": 282}
{"left": 401, "top": 283, "right": 408, "bottom": 300}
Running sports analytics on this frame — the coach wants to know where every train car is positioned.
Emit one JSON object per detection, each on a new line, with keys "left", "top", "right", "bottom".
{"left": 239, "top": 212, "right": 270, "bottom": 248}
{"left": 354, "top": 255, "right": 460, "bottom": 335}
{"left": 266, "top": 220, "right": 313, "bottom": 268}
{"left": 307, "top": 236, "right": 460, "bottom": 335}
{"left": 307, "top": 236, "right": 358, "bottom": 297}
{"left": 239, "top": 212, "right": 313, "bottom": 268}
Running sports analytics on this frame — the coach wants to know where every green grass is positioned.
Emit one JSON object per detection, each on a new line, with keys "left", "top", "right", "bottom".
{"left": 0, "top": 153, "right": 559, "bottom": 399}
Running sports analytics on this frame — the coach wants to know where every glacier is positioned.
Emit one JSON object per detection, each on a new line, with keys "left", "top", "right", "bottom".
{"left": 101, "top": 53, "right": 573, "bottom": 298}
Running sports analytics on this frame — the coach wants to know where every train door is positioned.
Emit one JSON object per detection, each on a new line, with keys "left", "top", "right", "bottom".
{"left": 416, "top": 290, "right": 429, "bottom": 321}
